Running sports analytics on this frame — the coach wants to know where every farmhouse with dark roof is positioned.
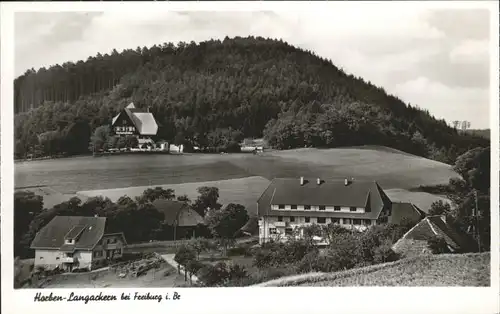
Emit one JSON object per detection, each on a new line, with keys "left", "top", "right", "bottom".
{"left": 111, "top": 102, "right": 159, "bottom": 147}
{"left": 257, "top": 177, "right": 425, "bottom": 244}
{"left": 30, "top": 216, "right": 127, "bottom": 271}
{"left": 392, "top": 215, "right": 477, "bottom": 257}
{"left": 152, "top": 199, "right": 205, "bottom": 240}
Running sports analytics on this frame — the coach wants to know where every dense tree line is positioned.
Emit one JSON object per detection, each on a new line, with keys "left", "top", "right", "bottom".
{"left": 14, "top": 36, "right": 488, "bottom": 161}
{"left": 425, "top": 146, "right": 491, "bottom": 251}
{"left": 13, "top": 185, "right": 237, "bottom": 259}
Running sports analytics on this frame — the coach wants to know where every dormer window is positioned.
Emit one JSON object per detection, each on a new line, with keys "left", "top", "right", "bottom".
{"left": 65, "top": 238, "right": 74, "bottom": 244}
{"left": 291, "top": 205, "right": 297, "bottom": 210}
{"left": 319, "top": 206, "right": 326, "bottom": 211}
{"left": 278, "top": 205, "right": 285, "bottom": 209}
{"left": 349, "top": 207, "right": 356, "bottom": 212}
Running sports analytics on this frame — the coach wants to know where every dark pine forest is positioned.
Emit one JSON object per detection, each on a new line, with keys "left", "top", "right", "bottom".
{"left": 14, "top": 36, "right": 489, "bottom": 161}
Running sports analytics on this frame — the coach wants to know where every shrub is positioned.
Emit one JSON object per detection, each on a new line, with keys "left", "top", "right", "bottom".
{"left": 226, "top": 276, "right": 258, "bottom": 287}
{"left": 429, "top": 200, "right": 452, "bottom": 216}
{"left": 188, "top": 238, "right": 211, "bottom": 260}
{"left": 252, "top": 239, "right": 317, "bottom": 269}
{"left": 252, "top": 249, "right": 273, "bottom": 269}
{"left": 296, "top": 250, "right": 321, "bottom": 273}
{"left": 303, "top": 224, "right": 323, "bottom": 239}
{"left": 197, "top": 262, "right": 229, "bottom": 286}
{"left": 324, "top": 233, "right": 362, "bottom": 271}
{"left": 174, "top": 245, "right": 197, "bottom": 267}
{"left": 228, "top": 264, "right": 248, "bottom": 280}
{"left": 186, "top": 260, "right": 205, "bottom": 276}
{"left": 373, "top": 239, "right": 400, "bottom": 263}
{"left": 252, "top": 267, "right": 297, "bottom": 284}
{"left": 284, "top": 239, "right": 315, "bottom": 262}
{"left": 227, "top": 246, "right": 247, "bottom": 256}
{"left": 427, "top": 236, "right": 450, "bottom": 254}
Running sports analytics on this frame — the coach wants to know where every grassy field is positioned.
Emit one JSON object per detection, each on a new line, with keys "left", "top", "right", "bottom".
{"left": 15, "top": 146, "right": 459, "bottom": 213}
{"left": 15, "top": 147, "right": 458, "bottom": 192}
{"left": 255, "top": 252, "right": 490, "bottom": 287}
{"left": 78, "top": 176, "right": 270, "bottom": 216}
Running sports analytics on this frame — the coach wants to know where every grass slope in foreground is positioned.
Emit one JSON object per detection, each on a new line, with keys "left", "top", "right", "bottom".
{"left": 256, "top": 253, "right": 490, "bottom": 287}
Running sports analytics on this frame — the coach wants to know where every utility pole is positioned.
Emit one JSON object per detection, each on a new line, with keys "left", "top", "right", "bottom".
{"left": 474, "top": 189, "right": 481, "bottom": 253}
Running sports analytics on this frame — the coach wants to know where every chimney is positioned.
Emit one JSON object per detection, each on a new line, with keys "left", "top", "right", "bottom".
{"left": 300, "top": 177, "right": 304, "bottom": 186}
{"left": 316, "top": 178, "right": 321, "bottom": 185}
{"left": 344, "top": 178, "right": 348, "bottom": 186}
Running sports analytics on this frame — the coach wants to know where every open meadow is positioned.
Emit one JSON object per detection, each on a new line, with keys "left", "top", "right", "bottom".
{"left": 78, "top": 176, "right": 270, "bottom": 217}
{"left": 15, "top": 146, "right": 459, "bottom": 213}
{"left": 255, "top": 252, "right": 490, "bottom": 287}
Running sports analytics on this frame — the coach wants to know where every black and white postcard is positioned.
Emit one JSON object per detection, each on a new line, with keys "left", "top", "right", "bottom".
{"left": 1, "top": 2, "right": 499, "bottom": 314}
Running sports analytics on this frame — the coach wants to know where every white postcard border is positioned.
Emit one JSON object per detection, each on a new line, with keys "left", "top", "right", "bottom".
{"left": 1, "top": 2, "right": 499, "bottom": 314}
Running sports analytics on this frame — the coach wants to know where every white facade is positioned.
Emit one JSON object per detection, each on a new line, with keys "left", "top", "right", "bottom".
{"left": 33, "top": 234, "right": 125, "bottom": 271}
{"left": 270, "top": 204, "right": 367, "bottom": 213}
{"left": 258, "top": 214, "right": 377, "bottom": 244}
{"left": 34, "top": 249, "right": 94, "bottom": 271}
{"left": 169, "top": 144, "right": 184, "bottom": 153}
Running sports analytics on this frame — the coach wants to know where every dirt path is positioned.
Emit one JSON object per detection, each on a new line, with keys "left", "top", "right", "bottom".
{"left": 160, "top": 254, "right": 199, "bottom": 283}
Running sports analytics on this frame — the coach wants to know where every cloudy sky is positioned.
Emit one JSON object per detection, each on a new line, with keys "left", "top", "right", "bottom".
{"left": 14, "top": 8, "right": 492, "bottom": 128}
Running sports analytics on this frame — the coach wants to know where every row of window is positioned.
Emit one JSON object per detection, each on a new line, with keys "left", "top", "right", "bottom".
{"left": 277, "top": 205, "right": 359, "bottom": 212}
{"left": 98, "top": 238, "right": 118, "bottom": 245}
{"left": 93, "top": 249, "right": 121, "bottom": 258}
{"left": 277, "top": 216, "right": 372, "bottom": 225}
{"left": 115, "top": 126, "right": 135, "bottom": 132}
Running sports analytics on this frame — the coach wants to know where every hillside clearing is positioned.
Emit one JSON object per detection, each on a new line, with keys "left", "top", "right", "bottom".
{"left": 255, "top": 253, "right": 490, "bottom": 287}
{"left": 265, "top": 147, "right": 457, "bottom": 187}
{"left": 78, "top": 176, "right": 270, "bottom": 216}
{"left": 16, "top": 147, "right": 458, "bottom": 194}
{"left": 16, "top": 147, "right": 458, "bottom": 214}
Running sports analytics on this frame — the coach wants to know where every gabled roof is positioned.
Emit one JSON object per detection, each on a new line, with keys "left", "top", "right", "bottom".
{"left": 394, "top": 216, "right": 476, "bottom": 252}
{"left": 257, "top": 178, "right": 391, "bottom": 219}
{"left": 389, "top": 202, "right": 426, "bottom": 225}
{"left": 111, "top": 102, "right": 158, "bottom": 136}
{"left": 152, "top": 199, "right": 205, "bottom": 227}
{"left": 31, "top": 216, "right": 106, "bottom": 250}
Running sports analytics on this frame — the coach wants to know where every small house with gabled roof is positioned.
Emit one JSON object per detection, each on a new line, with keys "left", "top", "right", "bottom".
{"left": 30, "top": 216, "right": 127, "bottom": 271}
{"left": 152, "top": 199, "right": 205, "bottom": 240}
{"left": 111, "top": 102, "right": 159, "bottom": 147}
{"left": 392, "top": 215, "right": 477, "bottom": 257}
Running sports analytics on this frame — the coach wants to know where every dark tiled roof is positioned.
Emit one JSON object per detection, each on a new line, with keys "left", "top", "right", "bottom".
{"left": 240, "top": 217, "right": 259, "bottom": 234}
{"left": 401, "top": 218, "right": 436, "bottom": 241}
{"left": 30, "top": 216, "right": 106, "bottom": 250}
{"left": 257, "top": 178, "right": 391, "bottom": 219}
{"left": 111, "top": 102, "right": 158, "bottom": 136}
{"left": 152, "top": 199, "right": 204, "bottom": 227}
{"left": 427, "top": 216, "right": 476, "bottom": 251}
{"left": 389, "top": 202, "right": 426, "bottom": 225}
{"left": 399, "top": 216, "right": 476, "bottom": 252}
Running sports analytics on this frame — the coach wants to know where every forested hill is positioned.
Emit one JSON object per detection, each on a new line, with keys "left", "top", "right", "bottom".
{"left": 14, "top": 36, "right": 488, "bottom": 162}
